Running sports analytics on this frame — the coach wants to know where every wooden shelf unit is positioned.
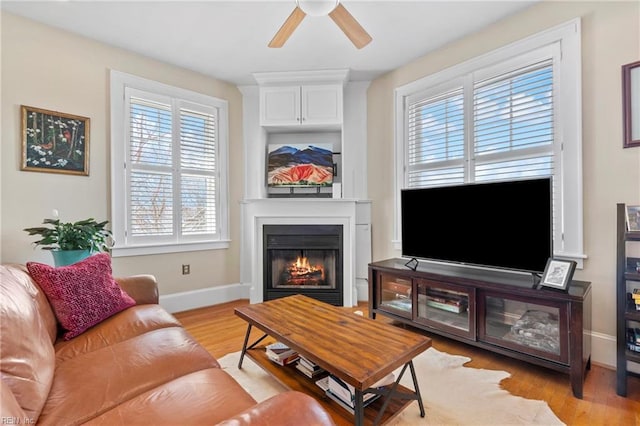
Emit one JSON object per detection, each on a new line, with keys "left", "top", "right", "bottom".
{"left": 616, "top": 203, "right": 640, "bottom": 396}
{"left": 369, "top": 258, "right": 592, "bottom": 399}
{"left": 243, "top": 348, "right": 412, "bottom": 426}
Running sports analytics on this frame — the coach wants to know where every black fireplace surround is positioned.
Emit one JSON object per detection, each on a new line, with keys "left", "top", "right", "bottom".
{"left": 263, "top": 224, "right": 343, "bottom": 305}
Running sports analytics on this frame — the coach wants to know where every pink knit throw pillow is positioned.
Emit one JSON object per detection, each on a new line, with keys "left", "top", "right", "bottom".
{"left": 27, "top": 253, "right": 135, "bottom": 340}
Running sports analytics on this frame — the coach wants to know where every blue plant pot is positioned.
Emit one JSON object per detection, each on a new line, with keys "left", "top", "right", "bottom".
{"left": 51, "top": 249, "right": 92, "bottom": 267}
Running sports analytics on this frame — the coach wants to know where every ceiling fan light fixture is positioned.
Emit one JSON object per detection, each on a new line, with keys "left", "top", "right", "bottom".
{"left": 296, "top": 0, "right": 339, "bottom": 17}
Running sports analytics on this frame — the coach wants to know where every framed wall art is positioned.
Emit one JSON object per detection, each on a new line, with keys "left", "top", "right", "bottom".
{"left": 622, "top": 60, "right": 640, "bottom": 148}
{"left": 21, "top": 105, "right": 90, "bottom": 175}
{"left": 540, "top": 258, "right": 577, "bottom": 291}
{"left": 266, "top": 143, "right": 333, "bottom": 187}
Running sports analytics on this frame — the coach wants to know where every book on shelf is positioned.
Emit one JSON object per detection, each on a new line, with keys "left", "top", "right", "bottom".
{"left": 628, "top": 342, "right": 640, "bottom": 353}
{"left": 265, "top": 342, "right": 298, "bottom": 365}
{"left": 425, "top": 298, "right": 466, "bottom": 314}
{"left": 327, "top": 373, "right": 394, "bottom": 407}
{"left": 266, "top": 341, "right": 295, "bottom": 358}
{"left": 315, "top": 376, "right": 329, "bottom": 392}
{"left": 626, "top": 328, "right": 640, "bottom": 346}
{"left": 426, "top": 288, "right": 467, "bottom": 300}
{"left": 267, "top": 351, "right": 299, "bottom": 366}
{"left": 296, "top": 355, "right": 325, "bottom": 378}
{"left": 325, "top": 389, "right": 380, "bottom": 415}
{"left": 632, "top": 288, "right": 640, "bottom": 299}
{"left": 296, "top": 363, "right": 325, "bottom": 377}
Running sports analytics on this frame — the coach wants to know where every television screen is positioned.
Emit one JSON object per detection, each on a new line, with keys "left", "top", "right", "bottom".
{"left": 401, "top": 177, "right": 552, "bottom": 273}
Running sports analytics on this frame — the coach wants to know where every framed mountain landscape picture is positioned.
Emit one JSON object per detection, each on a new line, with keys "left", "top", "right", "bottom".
{"left": 267, "top": 143, "right": 333, "bottom": 187}
{"left": 21, "top": 105, "right": 90, "bottom": 175}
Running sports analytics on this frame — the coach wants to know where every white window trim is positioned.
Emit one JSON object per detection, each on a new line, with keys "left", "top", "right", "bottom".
{"left": 394, "top": 18, "right": 584, "bottom": 267}
{"left": 110, "top": 70, "right": 230, "bottom": 257}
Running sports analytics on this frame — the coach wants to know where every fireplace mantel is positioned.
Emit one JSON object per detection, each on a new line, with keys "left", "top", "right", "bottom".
{"left": 240, "top": 199, "right": 370, "bottom": 307}
{"left": 239, "top": 71, "right": 371, "bottom": 307}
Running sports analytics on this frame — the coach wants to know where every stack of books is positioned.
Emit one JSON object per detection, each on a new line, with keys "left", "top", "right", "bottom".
{"left": 295, "top": 355, "right": 325, "bottom": 378}
{"left": 424, "top": 288, "right": 468, "bottom": 314}
{"left": 626, "top": 327, "right": 640, "bottom": 353}
{"left": 315, "top": 373, "right": 394, "bottom": 414}
{"left": 632, "top": 288, "right": 640, "bottom": 311}
{"left": 265, "top": 342, "right": 299, "bottom": 366}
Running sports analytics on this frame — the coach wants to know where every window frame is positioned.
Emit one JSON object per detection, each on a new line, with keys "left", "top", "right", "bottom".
{"left": 110, "top": 70, "right": 230, "bottom": 257}
{"left": 394, "top": 19, "right": 584, "bottom": 267}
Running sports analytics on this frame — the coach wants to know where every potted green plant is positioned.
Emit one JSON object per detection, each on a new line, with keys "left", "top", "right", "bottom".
{"left": 24, "top": 218, "right": 113, "bottom": 266}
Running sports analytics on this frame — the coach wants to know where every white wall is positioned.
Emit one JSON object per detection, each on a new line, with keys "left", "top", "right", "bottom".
{"left": 367, "top": 1, "right": 640, "bottom": 367}
{"left": 0, "top": 12, "right": 244, "bottom": 297}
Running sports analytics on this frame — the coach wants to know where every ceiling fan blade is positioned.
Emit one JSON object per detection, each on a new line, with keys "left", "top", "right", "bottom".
{"left": 328, "top": 3, "right": 372, "bottom": 49}
{"left": 269, "top": 6, "right": 306, "bottom": 48}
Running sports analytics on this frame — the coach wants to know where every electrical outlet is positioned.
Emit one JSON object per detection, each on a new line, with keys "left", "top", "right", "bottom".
{"left": 182, "top": 264, "right": 190, "bottom": 275}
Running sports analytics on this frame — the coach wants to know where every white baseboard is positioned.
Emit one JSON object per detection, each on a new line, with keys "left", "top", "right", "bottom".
{"left": 356, "top": 281, "right": 369, "bottom": 304}
{"left": 159, "top": 283, "right": 250, "bottom": 314}
{"left": 590, "top": 330, "right": 615, "bottom": 369}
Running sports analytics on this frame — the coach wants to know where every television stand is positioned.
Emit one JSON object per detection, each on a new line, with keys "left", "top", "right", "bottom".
{"left": 368, "top": 258, "right": 592, "bottom": 399}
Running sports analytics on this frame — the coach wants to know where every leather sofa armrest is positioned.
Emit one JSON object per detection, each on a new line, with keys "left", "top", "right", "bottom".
{"left": 216, "top": 391, "right": 335, "bottom": 426}
{"left": 115, "top": 275, "right": 159, "bottom": 305}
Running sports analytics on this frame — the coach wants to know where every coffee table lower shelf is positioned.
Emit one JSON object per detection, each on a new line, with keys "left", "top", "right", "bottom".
{"left": 242, "top": 347, "right": 417, "bottom": 426}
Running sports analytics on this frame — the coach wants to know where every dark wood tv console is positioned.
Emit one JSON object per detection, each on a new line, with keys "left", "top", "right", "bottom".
{"left": 368, "top": 258, "right": 592, "bottom": 399}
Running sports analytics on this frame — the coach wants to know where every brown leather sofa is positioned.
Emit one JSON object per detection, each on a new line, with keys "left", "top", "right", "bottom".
{"left": 0, "top": 264, "right": 335, "bottom": 425}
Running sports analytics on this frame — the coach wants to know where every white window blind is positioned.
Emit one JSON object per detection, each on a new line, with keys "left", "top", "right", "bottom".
{"left": 126, "top": 90, "right": 219, "bottom": 244}
{"left": 406, "top": 60, "right": 554, "bottom": 189}
{"left": 473, "top": 60, "right": 554, "bottom": 182}
{"left": 179, "top": 107, "right": 217, "bottom": 236}
{"left": 407, "top": 88, "right": 465, "bottom": 187}
{"left": 111, "top": 70, "right": 229, "bottom": 256}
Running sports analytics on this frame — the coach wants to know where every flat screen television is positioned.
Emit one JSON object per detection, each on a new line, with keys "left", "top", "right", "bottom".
{"left": 401, "top": 177, "right": 552, "bottom": 274}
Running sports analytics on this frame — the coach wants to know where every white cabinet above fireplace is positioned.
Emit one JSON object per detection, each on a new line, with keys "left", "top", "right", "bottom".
{"left": 260, "top": 84, "right": 343, "bottom": 129}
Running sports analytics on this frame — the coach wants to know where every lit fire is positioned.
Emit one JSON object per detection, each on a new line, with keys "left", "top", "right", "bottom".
{"left": 287, "top": 256, "right": 324, "bottom": 281}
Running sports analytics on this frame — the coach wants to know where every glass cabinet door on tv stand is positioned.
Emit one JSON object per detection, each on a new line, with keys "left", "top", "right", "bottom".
{"left": 479, "top": 291, "right": 568, "bottom": 364}
{"left": 377, "top": 272, "right": 412, "bottom": 319}
{"left": 415, "top": 278, "right": 475, "bottom": 340}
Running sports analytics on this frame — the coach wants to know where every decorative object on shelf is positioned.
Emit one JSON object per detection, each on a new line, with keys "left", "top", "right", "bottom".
{"left": 622, "top": 60, "right": 640, "bottom": 148}
{"left": 20, "top": 105, "right": 90, "bottom": 175}
{"left": 24, "top": 216, "right": 113, "bottom": 267}
{"left": 267, "top": 143, "right": 333, "bottom": 187}
{"left": 540, "top": 258, "right": 577, "bottom": 291}
{"left": 625, "top": 204, "right": 640, "bottom": 231}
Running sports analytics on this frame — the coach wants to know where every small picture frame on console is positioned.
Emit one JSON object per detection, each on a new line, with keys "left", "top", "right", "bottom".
{"left": 540, "top": 258, "right": 577, "bottom": 291}
{"left": 625, "top": 204, "right": 640, "bottom": 231}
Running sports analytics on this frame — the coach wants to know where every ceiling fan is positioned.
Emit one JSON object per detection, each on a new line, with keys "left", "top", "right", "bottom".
{"left": 269, "top": 0, "right": 372, "bottom": 49}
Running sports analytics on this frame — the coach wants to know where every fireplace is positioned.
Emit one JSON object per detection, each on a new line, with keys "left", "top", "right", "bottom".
{"left": 263, "top": 224, "right": 343, "bottom": 305}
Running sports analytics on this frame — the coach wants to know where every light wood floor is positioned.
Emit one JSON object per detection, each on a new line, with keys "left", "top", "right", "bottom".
{"left": 174, "top": 300, "right": 640, "bottom": 426}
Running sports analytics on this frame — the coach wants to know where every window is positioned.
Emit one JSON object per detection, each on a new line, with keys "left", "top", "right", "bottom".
{"left": 110, "top": 71, "right": 229, "bottom": 256}
{"left": 395, "top": 19, "right": 584, "bottom": 265}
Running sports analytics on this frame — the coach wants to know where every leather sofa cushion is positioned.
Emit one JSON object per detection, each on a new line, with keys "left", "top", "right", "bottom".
{"left": 1, "top": 380, "right": 28, "bottom": 423}
{"left": 0, "top": 265, "right": 57, "bottom": 422}
{"left": 37, "top": 326, "right": 218, "bottom": 425}
{"left": 81, "top": 368, "right": 258, "bottom": 425}
{"left": 27, "top": 253, "right": 136, "bottom": 340}
{"left": 54, "top": 304, "right": 185, "bottom": 362}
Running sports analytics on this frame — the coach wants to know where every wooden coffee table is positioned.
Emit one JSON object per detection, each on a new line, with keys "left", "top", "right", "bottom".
{"left": 234, "top": 295, "right": 432, "bottom": 426}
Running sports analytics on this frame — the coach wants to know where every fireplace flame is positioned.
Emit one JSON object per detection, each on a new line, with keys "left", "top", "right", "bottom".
{"left": 288, "top": 256, "right": 324, "bottom": 280}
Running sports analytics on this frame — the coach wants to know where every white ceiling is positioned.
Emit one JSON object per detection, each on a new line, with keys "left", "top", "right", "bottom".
{"left": 1, "top": 0, "right": 539, "bottom": 85}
